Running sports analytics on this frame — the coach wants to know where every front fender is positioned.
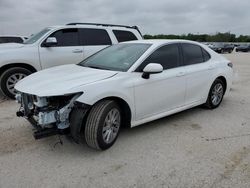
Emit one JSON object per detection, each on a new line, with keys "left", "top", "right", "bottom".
{"left": 0, "top": 48, "right": 41, "bottom": 71}
{"left": 76, "top": 91, "right": 134, "bottom": 112}
{"left": 75, "top": 79, "right": 135, "bottom": 121}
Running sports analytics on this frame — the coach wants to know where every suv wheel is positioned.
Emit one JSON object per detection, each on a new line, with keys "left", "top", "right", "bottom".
{"left": 0, "top": 67, "right": 32, "bottom": 99}
{"left": 84, "top": 100, "right": 121, "bottom": 150}
{"left": 205, "top": 79, "right": 225, "bottom": 109}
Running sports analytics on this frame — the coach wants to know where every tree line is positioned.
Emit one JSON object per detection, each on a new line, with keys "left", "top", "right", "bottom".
{"left": 144, "top": 32, "right": 250, "bottom": 42}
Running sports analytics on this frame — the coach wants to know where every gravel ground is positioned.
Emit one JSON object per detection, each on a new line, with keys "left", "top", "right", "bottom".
{"left": 0, "top": 52, "right": 250, "bottom": 188}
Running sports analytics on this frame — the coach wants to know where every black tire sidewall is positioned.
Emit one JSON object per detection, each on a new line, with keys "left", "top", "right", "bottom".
{"left": 0, "top": 67, "right": 31, "bottom": 99}
{"left": 96, "top": 102, "right": 121, "bottom": 150}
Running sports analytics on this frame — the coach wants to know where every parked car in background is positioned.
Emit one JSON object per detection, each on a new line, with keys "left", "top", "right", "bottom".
{"left": 224, "top": 44, "right": 235, "bottom": 53}
{"left": 235, "top": 44, "right": 250, "bottom": 52}
{"left": 0, "top": 36, "right": 28, "bottom": 44}
{"left": 0, "top": 23, "right": 143, "bottom": 98}
{"left": 15, "top": 40, "right": 233, "bottom": 150}
{"left": 210, "top": 43, "right": 234, "bottom": 53}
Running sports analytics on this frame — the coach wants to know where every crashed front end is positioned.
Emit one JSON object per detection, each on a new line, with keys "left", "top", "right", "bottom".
{"left": 16, "top": 92, "right": 82, "bottom": 139}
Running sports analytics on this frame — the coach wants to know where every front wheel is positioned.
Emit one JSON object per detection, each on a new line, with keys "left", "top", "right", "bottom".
{"left": 84, "top": 100, "right": 121, "bottom": 150}
{"left": 0, "top": 67, "right": 32, "bottom": 99}
{"left": 205, "top": 79, "right": 225, "bottom": 109}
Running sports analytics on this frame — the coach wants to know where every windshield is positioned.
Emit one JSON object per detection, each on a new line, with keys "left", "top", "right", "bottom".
{"left": 24, "top": 28, "right": 51, "bottom": 44}
{"left": 79, "top": 43, "right": 151, "bottom": 72}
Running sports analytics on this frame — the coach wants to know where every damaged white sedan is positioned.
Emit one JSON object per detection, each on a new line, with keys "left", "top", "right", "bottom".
{"left": 15, "top": 40, "right": 233, "bottom": 150}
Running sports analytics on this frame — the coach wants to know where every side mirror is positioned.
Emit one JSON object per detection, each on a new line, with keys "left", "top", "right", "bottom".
{"left": 44, "top": 37, "right": 57, "bottom": 47}
{"left": 142, "top": 63, "right": 163, "bottom": 79}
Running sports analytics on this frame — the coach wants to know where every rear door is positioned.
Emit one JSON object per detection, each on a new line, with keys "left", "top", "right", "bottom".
{"left": 181, "top": 43, "right": 214, "bottom": 105}
{"left": 39, "top": 28, "right": 84, "bottom": 69}
{"left": 79, "top": 28, "right": 112, "bottom": 59}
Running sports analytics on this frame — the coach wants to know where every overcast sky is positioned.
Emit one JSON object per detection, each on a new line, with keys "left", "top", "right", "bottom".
{"left": 0, "top": 0, "right": 249, "bottom": 36}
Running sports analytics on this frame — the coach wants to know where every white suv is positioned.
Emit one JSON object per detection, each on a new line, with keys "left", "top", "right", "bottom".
{"left": 15, "top": 40, "right": 233, "bottom": 150}
{"left": 0, "top": 23, "right": 142, "bottom": 98}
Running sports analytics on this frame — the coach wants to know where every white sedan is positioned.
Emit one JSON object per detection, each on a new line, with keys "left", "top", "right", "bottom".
{"left": 15, "top": 40, "right": 233, "bottom": 150}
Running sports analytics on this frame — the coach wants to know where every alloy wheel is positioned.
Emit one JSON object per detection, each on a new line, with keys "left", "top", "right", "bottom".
{"left": 102, "top": 108, "right": 121, "bottom": 144}
{"left": 211, "top": 83, "right": 224, "bottom": 106}
{"left": 6, "top": 73, "right": 26, "bottom": 95}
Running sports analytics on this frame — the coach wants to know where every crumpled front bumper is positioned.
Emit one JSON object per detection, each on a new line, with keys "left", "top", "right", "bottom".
{"left": 15, "top": 92, "right": 83, "bottom": 139}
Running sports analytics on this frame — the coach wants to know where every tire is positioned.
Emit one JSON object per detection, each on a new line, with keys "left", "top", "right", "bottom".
{"left": 84, "top": 100, "right": 121, "bottom": 150}
{"left": 69, "top": 107, "right": 88, "bottom": 143}
{"left": 205, "top": 79, "right": 225, "bottom": 109}
{"left": 0, "top": 67, "right": 32, "bottom": 99}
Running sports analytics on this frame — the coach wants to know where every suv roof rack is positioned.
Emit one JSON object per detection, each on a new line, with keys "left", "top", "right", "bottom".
{"left": 66, "top": 23, "right": 142, "bottom": 36}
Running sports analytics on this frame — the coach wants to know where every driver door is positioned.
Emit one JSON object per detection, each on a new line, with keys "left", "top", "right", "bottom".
{"left": 133, "top": 44, "right": 187, "bottom": 121}
{"left": 39, "top": 28, "right": 84, "bottom": 69}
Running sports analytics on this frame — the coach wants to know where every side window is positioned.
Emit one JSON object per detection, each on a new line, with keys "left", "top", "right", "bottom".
{"left": 136, "top": 44, "right": 180, "bottom": 72}
{"left": 0, "top": 37, "right": 7, "bottom": 43}
{"left": 48, "top": 29, "right": 79, "bottom": 47}
{"left": 79, "top": 28, "right": 111, "bottom": 45}
{"left": 181, "top": 43, "right": 204, "bottom": 65}
{"left": 113, "top": 30, "right": 137, "bottom": 42}
{"left": 202, "top": 48, "right": 211, "bottom": 62}
{"left": 9, "top": 37, "right": 23, "bottom": 43}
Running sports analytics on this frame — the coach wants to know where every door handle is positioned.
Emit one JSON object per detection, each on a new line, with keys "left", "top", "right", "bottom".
{"left": 176, "top": 72, "right": 186, "bottom": 77}
{"left": 208, "top": 65, "right": 215, "bottom": 70}
{"left": 72, "top": 49, "right": 83, "bottom": 53}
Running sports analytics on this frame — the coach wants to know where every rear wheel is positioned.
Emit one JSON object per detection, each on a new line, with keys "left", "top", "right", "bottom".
{"left": 84, "top": 100, "right": 121, "bottom": 150}
{"left": 0, "top": 67, "right": 32, "bottom": 99}
{"left": 205, "top": 79, "right": 225, "bottom": 109}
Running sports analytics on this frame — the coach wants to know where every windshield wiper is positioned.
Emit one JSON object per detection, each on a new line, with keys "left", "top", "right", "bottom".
{"left": 87, "top": 65, "right": 111, "bottom": 70}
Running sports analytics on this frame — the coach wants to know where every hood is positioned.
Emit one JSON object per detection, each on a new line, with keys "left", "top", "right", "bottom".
{"left": 15, "top": 64, "right": 118, "bottom": 97}
{"left": 0, "top": 43, "right": 25, "bottom": 50}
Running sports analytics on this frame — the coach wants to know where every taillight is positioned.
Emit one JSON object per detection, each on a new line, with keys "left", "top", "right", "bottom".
{"left": 228, "top": 62, "right": 233, "bottom": 68}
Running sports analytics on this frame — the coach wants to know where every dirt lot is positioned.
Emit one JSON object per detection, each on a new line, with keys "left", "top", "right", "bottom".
{"left": 0, "top": 52, "right": 250, "bottom": 188}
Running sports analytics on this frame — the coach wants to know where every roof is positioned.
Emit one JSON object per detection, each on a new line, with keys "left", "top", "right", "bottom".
{"left": 47, "top": 23, "right": 140, "bottom": 31}
{"left": 123, "top": 39, "right": 203, "bottom": 45}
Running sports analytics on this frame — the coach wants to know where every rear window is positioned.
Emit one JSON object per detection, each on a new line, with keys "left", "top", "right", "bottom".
{"left": 113, "top": 30, "right": 137, "bottom": 42}
{"left": 0, "top": 37, "right": 8, "bottom": 43}
{"left": 79, "top": 28, "right": 112, "bottom": 46}
{"left": 202, "top": 48, "right": 211, "bottom": 62}
{"left": 181, "top": 43, "right": 204, "bottom": 65}
{"left": 0, "top": 37, "right": 23, "bottom": 43}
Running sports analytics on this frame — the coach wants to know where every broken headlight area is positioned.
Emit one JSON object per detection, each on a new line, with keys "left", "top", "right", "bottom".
{"left": 16, "top": 92, "right": 82, "bottom": 139}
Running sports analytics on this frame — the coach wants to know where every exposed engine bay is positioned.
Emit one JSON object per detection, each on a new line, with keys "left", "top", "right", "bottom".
{"left": 16, "top": 93, "right": 82, "bottom": 139}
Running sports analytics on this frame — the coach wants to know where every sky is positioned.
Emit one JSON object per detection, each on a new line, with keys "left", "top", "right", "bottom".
{"left": 0, "top": 0, "right": 249, "bottom": 36}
